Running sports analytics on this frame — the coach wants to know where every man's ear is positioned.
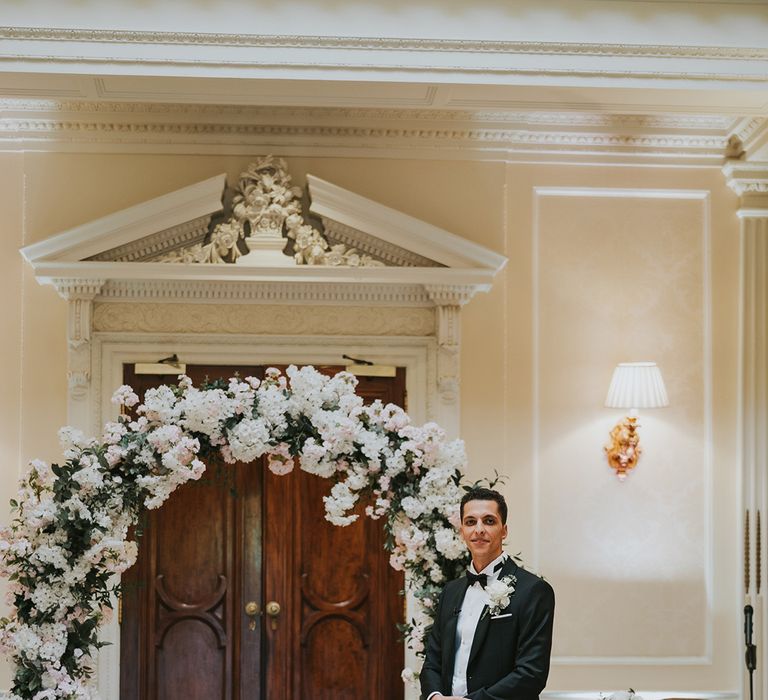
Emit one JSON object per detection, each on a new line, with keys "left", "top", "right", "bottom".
{"left": 502, "top": 524, "right": 508, "bottom": 540}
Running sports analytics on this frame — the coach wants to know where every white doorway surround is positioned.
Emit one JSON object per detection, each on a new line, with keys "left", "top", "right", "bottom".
{"left": 19, "top": 157, "right": 507, "bottom": 698}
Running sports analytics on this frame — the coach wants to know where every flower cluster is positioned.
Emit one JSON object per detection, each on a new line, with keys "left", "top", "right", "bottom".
{"left": 485, "top": 575, "right": 517, "bottom": 617}
{"left": 0, "top": 365, "right": 475, "bottom": 698}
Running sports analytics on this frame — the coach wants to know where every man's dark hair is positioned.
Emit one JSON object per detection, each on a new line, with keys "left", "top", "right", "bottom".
{"left": 460, "top": 487, "right": 508, "bottom": 525}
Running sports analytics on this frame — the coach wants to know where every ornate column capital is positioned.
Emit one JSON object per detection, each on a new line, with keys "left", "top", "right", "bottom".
{"left": 52, "top": 278, "right": 106, "bottom": 302}
{"left": 424, "top": 284, "right": 477, "bottom": 307}
{"left": 723, "top": 161, "right": 768, "bottom": 216}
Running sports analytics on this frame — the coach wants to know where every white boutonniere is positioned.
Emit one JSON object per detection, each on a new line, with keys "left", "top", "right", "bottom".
{"left": 484, "top": 574, "right": 517, "bottom": 617}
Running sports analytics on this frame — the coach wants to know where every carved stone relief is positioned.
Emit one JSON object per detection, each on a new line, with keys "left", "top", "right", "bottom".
{"left": 92, "top": 302, "right": 436, "bottom": 337}
{"left": 153, "top": 156, "right": 384, "bottom": 267}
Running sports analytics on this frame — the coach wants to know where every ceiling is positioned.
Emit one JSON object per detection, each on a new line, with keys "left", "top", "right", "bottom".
{"left": 1, "top": 2, "right": 767, "bottom": 164}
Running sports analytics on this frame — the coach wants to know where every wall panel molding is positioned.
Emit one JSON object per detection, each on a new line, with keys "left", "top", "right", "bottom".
{"left": 532, "top": 186, "right": 713, "bottom": 666}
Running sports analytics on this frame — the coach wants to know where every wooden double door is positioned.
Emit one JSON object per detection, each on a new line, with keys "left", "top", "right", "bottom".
{"left": 120, "top": 365, "right": 405, "bottom": 699}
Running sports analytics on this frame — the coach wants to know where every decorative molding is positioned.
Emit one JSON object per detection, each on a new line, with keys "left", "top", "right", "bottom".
{"left": 2, "top": 27, "right": 767, "bottom": 63}
{"left": 0, "top": 115, "right": 733, "bottom": 164}
{"left": 432, "top": 308, "right": 460, "bottom": 407}
{"left": 92, "top": 302, "right": 436, "bottom": 337}
{"left": 723, "top": 161, "right": 768, "bottom": 213}
{"left": 307, "top": 175, "right": 507, "bottom": 272}
{"left": 53, "top": 278, "right": 105, "bottom": 347}
{"left": 734, "top": 117, "right": 768, "bottom": 146}
{"left": 19, "top": 173, "right": 226, "bottom": 264}
{"left": 739, "top": 216, "right": 768, "bottom": 700}
{"left": 423, "top": 286, "right": 471, "bottom": 408}
{"left": 532, "top": 187, "right": 714, "bottom": 665}
{"left": 424, "top": 284, "right": 477, "bottom": 307}
{"left": 96, "top": 279, "right": 436, "bottom": 306}
{"left": 87, "top": 215, "right": 212, "bottom": 262}
{"left": 51, "top": 278, "right": 105, "bottom": 416}
{"left": 148, "top": 157, "right": 382, "bottom": 268}
{"left": 0, "top": 98, "right": 738, "bottom": 129}
{"left": 0, "top": 99, "right": 742, "bottom": 164}
{"left": 22, "top": 164, "right": 504, "bottom": 305}
{"left": 321, "top": 219, "right": 442, "bottom": 268}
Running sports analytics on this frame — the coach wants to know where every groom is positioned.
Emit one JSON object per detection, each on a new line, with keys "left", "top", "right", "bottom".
{"left": 420, "top": 487, "right": 555, "bottom": 700}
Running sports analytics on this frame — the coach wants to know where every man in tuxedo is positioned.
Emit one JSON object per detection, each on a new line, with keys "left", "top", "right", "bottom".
{"left": 420, "top": 487, "right": 555, "bottom": 700}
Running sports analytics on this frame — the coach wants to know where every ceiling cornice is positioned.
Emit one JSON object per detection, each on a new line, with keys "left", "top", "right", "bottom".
{"left": 1, "top": 27, "right": 766, "bottom": 91}
{"left": 2, "top": 27, "right": 767, "bottom": 62}
{"left": 0, "top": 99, "right": 747, "bottom": 165}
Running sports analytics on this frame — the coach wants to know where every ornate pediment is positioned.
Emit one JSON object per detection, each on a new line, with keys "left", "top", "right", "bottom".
{"left": 20, "top": 156, "right": 506, "bottom": 306}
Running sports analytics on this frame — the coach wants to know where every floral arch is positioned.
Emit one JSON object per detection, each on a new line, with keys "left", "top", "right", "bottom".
{"left": 0, "top": 365, "right": 474, "bottom": 699}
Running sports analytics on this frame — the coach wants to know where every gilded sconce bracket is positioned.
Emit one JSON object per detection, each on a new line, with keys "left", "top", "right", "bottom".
{"left": 604, "top": 414, "right": 642, "bottom": 481}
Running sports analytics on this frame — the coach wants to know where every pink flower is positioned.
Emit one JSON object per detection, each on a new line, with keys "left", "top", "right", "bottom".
{"left": 267, "top": 443, "right": 295, "bottom": 476}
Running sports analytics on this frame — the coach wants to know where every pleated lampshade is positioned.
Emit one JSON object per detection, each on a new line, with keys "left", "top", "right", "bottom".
{"left": 604, "top": 362, "right": 669, "bottom": 409}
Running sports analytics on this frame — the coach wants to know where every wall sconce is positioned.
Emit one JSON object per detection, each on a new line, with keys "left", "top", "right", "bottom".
{"left": 604, "top": 362, "right": 669, "bottom": 481}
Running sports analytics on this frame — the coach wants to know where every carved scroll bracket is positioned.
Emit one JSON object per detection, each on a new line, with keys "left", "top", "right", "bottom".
{"left": 52, "top": 278, "right": 105, "bottom": 409}
{"left": 425, "top": 285, "right": 475, "bottom": 409}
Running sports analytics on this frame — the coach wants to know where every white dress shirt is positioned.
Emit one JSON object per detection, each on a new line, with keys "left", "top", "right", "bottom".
{"left": 428, "top": 552, "right": 508, "bottom": 700}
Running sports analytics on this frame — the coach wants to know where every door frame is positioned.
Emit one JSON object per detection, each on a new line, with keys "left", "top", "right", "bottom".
{"left": 90, "top": 331, "right": 445, "bottom": 700}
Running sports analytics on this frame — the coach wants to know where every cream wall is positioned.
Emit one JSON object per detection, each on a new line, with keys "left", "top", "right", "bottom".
{"left": 0, "top": 152, "right": 740, "bottom": 694}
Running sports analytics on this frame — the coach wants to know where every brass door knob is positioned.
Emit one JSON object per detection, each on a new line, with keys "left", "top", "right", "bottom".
{"left": 266, "top": 600, "right": 281, "bottom": 630}
{"left": 245, "top": 601, "right": 260, "bottom": 630}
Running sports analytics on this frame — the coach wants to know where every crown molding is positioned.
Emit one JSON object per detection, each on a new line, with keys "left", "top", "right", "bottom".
{"left": 0, "top": 99, "right": 740, "bottom": 165}
{"left": 0, "top": 99, "right": 737, "bottom": 130}
{"left": 1, "top": 28, "right": 766, "bottom": 93}
{"left": 2, "top": 27, "right": 767, "bottom": 62}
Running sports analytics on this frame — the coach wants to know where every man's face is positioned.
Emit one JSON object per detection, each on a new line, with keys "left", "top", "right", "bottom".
{"left": 460, "top": 499, "right": 507, "bottom": 564}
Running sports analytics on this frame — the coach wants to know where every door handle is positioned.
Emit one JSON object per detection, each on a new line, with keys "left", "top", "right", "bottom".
{"left": 266, "top": 601, "right": 281, "bottom": 630}
{"left": 245, "top": 601, "right": 260, "bottom": 631}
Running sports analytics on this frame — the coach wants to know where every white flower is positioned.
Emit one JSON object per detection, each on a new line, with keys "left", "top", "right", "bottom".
{"left": 401, "top": 667, "right": 419, "bottom": 687}
{"left": 228, "top": 418, "right": 270, "bottom": 462}
{"left": 433, "top": 527, "right": 465, "bottom": 560}
{"left": 1, "top": 362, "right": 486, "bottom": 692}
{"left": 485, "top": 574, "right": 517, "bottom": 616}
{"left": 111, "top": 385, "right": 139, "bottom": 408}
{"left": 400, "top": 496, "right": 425, "bottom": 520}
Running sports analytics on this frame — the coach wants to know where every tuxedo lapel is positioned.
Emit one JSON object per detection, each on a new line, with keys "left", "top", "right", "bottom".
{"left": 466, "top": 557, "right": 518, "bottom": 671}
{"left": 466, "top": 602, "right": 490, "bottom": 670}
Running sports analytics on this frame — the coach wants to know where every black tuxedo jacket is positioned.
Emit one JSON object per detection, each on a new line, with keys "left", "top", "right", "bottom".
{"left": 419, "top": 558, "right": 555, "bottom": 700}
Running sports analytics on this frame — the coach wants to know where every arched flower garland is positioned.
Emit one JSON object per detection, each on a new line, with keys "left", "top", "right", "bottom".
{"left": 0, "top": 366, "right": 474, "bottom": 699}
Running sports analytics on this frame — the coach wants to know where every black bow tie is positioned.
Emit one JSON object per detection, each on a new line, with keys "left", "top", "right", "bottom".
{"left": 467, "top": 560, "right": 505, "bottom": 588}
{"left": 466, "top": 571, "right": 488, "bottom": 588}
